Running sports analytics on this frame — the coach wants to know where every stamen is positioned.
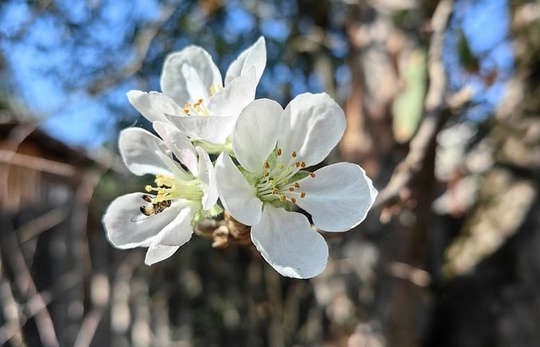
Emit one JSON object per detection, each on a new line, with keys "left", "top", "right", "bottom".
{"left": 300, "top": 192, "right": 306, "bottom": 198}
{"left": 277, "top": 148, "right": 282, "bottom": 156}
{"left": 291, "top": 197, "right": 297, "bottom": 204}
{"left": 288, "top": 187, "right": 295, "bottom": 192}
{"left": 279, "top": 195, "right": 286, "bottom": 202}
{"left": 300, "top": 162, "right": 306, "bottom": 168}
{"left": 145, "top": 185, "right": 152, "bottom": 192}
{"left": 292, "top": 151, "right": 297, "bottom": 158}
{"left": 294, "top": 182, "right": 300, "bottom": 188}
{"left": 264, "top": 162, "right": 270, "bottom": 169}
{"left": 309, "top": 172, "right": 316, "bottom": 178}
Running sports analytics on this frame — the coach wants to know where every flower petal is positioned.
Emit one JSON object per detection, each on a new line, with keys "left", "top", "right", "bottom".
{"left": 167, "top": 113, "right": 237, "bottom": 144}
{"left": 207, "top": 67, "right": 257, "bottom": 119}
{"left": 225, "top": 36, "right": 266, "bottom": 86}
{"left": 251, "top": 205, "right": 329, "bottom": 279}
{"left": 119, "top": 128, "right": 177, "bottom": 176}
{"left": 295, "top": 163, "right": 377, "bottom": 232}
{"left": 103, "top": 192, "right": 187, "bottom": 249}
{"left": 215, "top": 152, "right": 262, "bottom": 225}
{"left": 233, "top": 99, "right": 283, "bottom": 173}
{"left": 127, "top": 90, "right": 182, "bottom": 124}
{"left": 145, "top": 205, "right": 196, "bottom": 265}
{"left": 279, "top": 93, "right": 346, "bottom": 166}
{"left": 153, "top": 121, "right": 199, "bottom": 175}
{"left": 144, "top": 245, "right": 179, "bottom": 266}
{"left": 196, "top": 146, "right": 219, "bottom": 210}
{"left": 160, "top": 46, "right": 222, "bottom": 107}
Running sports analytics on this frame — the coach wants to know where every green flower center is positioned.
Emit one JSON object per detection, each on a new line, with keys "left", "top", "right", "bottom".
{"left": 255, "top": 148, "right": 315, "bottom": 206}
{"left": 135, "top": 174, "right": 203, "bottom": 218}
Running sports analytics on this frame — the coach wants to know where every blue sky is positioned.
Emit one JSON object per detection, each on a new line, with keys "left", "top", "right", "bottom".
{"left": 0, "top": 0, "right": 513, "bottom": 149}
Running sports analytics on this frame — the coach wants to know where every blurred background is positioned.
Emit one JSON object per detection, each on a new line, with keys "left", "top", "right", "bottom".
{"left": 0, "top": 0, "right": 539, "bottom": 346}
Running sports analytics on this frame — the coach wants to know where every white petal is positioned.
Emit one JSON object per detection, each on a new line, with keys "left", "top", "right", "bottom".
{"left": 103, "top": 192, "right": 186, "bottom": 249}
{"left": 127, "top": 90, "right": 182, "bottom": 124}
{"left": 167, "top": 113, "right": 237, "bottom": 144}
{"left": 207, "top": 67, "right": 257, "bottom": 119}
{"left": 144, "top": 245, "right": 178, "bottom": 266}
{"left": 119, "top": 128, "right": 177, "bottom": 176}
{"left": 197, "top": 147, "right": 219, "bottom": 210}
{"left": 279, "top": 93, "right": 346, "bottom": 166}
{"left": 233, "top": 99, "right": 283, "bottom": 173}
{"left": 251, "top": 205, "right": 328, "bottom": 279}
{"left": 295, "top": 163, "right": 378, "bottom": 232}
{"left": 145, "top": 205, "right": 196, "bottom": 265}
{"left": 225, "top": 36, "right": 266, "bottom": 86}
{"left": 153, "top": 121, "right": 199, "bottom": 175}
{"left": 215, "top": 152, "right": 262, "bottom": 225}
{"left": 160, "top": 46, "right": 222, "bottom": 106}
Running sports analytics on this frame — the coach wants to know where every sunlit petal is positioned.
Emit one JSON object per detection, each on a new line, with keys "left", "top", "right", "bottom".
{"left": 144, "top": 205, "right": 196, "bottom": 265}
{"left": 225, "top": 36, "right": 266, "bottom": 86}
{"left": 167, "top": 113, "right": 237, "bottom": 144}
{"left": 251, "top": 205, "right": 328, "bottom": 279}
{"left": 279, "top": 93, "right": 346, "bottom": 166}
{"left": 296, "top": 163, "right": 378, "bottom": 231}
{"left": 197, "top": 147, "right": 219, "bottom": 210}
{"left": 233, "top": 99, "right": 283, "bottom": 173}
{"left": 161, "top": 46, "right": 222, "bottom": 106}
{"left": 207, "top": 68, "right": 258, "bottom": 119}
{"left": 127, "top": 90, "right": 181, "bottom": 124}
{"left": 103, "top": 193, "right": 186, "bottom": 249}
{"left": 215, "top": 152, "right": 262, "bottom": 225}
{"left": 153, "top": 121, "right": 199, "bottom": 175}
{"left": 119, "top": 128, "right": 177, "bottom": 176}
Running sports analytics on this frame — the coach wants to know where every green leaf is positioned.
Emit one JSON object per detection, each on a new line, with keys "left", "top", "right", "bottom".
{"left": 392, "top": 49, "right": 427, "bottom": 143}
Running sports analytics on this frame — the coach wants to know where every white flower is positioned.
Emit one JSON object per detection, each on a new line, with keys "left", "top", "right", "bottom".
{"left": 126, "top": 37, "right": 266, "bottom": 149}
{"left": 102, "top": 122, "right": 219, "bottom": 265}
{"left": 215, "top": 93, "right": 378, "bottom": 279}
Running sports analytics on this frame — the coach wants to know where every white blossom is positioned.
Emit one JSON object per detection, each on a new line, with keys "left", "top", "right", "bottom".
{"left": 102, "top": 122, "right": 218, "bottom": 265}
{"left": 126, "top": 37, "right": 266, "bottom": 150}
{"left": 215, "top": 93, "right": 378, "bottom": 278}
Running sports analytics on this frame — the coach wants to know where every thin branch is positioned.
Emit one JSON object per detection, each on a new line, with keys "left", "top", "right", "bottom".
{"left": 1, "top": 221, "right": 60, "bottom": 347}
{"left": 374, "top": 0, "right": 459, "bottom": 208}
{"left": 0, "top": 251, "right": 26, "bottom": 347}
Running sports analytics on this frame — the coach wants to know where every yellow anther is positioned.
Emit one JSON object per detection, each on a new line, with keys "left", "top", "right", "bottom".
{"left": 263, "top": 171, "right": 270, "bottom": 177}
{"left": 279, "top": 164, "right": 284, "bottom": 169}
{"left": 279, "top": 195, "right": 286, "bottom": 202}
{"left": 145, "top": 185, "right": 152, "bottom": 192}
{"left": 272, "top": 188, "right": 279, "bottom": 194}
{"left": 183, "top": 109, "right": 190, "bottom": 114}
{"left": 198, "top": 98, "right": 204, "bottom": 104}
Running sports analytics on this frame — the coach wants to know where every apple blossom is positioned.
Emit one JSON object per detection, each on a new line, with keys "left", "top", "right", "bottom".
{"left": 215, "top": 93, "right": 378, "bottom": 279}
{"left": 126, "top": 37, "right": 266, "bottom": 152}
{"left": 102, "top": 122, "right": 219, "bottom": 265}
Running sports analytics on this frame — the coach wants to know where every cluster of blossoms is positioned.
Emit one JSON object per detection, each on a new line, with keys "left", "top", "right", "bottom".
{"left": 102, "top": 37, "right": 378, "bottom": 279}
